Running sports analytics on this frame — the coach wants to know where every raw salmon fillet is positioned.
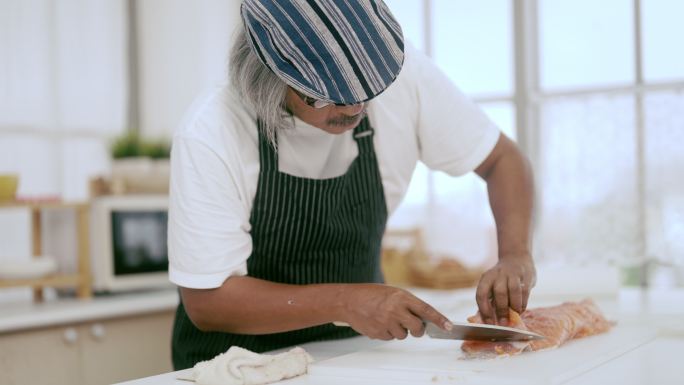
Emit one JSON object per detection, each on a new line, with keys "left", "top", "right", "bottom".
{"left": 461, "top": 299, "right": 615, "bottom": 358}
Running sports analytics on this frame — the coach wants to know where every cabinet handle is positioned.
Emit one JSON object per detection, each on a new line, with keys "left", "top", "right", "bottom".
{"left": 63, "top": 327, "right": 79, "bottom": 344}
{"left": 90, "top": 323, "right": 106, "bottom": 340}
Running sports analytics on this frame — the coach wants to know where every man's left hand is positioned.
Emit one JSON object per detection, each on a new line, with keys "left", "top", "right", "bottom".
{"left": 475, "top": 253, "right": 536, "bottom": 326}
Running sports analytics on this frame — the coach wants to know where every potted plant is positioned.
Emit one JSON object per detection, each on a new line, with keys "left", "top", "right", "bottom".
{"left": 110, "top": 133, "right": 171, "bottom": 194}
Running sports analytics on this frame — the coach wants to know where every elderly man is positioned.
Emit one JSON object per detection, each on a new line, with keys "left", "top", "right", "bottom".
{"left": 169, "top": 0, "right": 536, "bottom": 369}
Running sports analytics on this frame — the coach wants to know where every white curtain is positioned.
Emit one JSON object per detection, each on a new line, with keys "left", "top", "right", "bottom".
{"left": 0, "top": 0, "right": 243, "bottom": 198}
{"left": 0, "top": 0, "right": 244, "bottom": 303}
{"left": 137, "top": 0, "right": 241, "bottom": 137}
{"left": 0, "top": 0, "right": 127, "bottom": 199}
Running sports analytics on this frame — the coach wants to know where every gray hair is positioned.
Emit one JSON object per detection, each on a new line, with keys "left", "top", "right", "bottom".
{"left": 229, "top": 27, "right": 291, "bottom": 147}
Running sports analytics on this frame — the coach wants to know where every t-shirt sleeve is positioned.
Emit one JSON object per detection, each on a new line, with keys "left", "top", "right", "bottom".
{"left": 410, "top": 48, "right": 501, "bottom": 176}
{"left": 167, "top": 135, "right": 251, "bottom": 289}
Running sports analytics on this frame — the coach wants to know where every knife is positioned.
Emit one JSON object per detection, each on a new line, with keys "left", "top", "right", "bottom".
{"left": 424, "top": 321, "right": 545, "bottom": 342}
{"left": 333, "top": 321, "right": 545, "bottom": 342}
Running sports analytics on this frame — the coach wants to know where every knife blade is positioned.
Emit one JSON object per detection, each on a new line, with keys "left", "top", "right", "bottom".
{"left": 424, "top": 321, "right": 545, "bottom": 342}
{"left": 332, "top": 321, "right": 545, "bottom": 342}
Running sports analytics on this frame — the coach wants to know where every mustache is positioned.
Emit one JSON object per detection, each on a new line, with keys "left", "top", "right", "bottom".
{"left": 326, "top": 109, "right": 367, "bottom": 127}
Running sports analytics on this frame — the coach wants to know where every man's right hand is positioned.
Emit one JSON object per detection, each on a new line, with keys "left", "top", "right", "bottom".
{"left": 337, "top": 284, "right": 453, "bottom": 340}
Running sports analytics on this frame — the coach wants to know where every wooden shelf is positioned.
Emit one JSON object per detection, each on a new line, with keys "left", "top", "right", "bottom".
{"left": 0, "top": 201, "right": 92, "bottom": 301}
{"left": 0, "top": 274, "right": 81, "bottom": 288}
{"left": 0, "top": 200, "right": 88, "bottom": 210}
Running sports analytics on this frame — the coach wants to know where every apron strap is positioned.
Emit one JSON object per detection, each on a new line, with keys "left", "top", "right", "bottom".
{"left": 352, "top": 116, "right": 375, "bottom": 155}
{"left": 257, "top": 120, "right": 279, "bottom": 172}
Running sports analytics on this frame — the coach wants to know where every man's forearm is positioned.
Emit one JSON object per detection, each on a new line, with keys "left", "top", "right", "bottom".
{"left": 181, "top": 276, "right": 348, "bottom": 334}
{"left": 477, "top": 135, "right": 535, "bottom": 257}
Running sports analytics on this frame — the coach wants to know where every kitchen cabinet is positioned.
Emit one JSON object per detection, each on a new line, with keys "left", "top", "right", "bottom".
{"left": 0, "top": 310, "right": 174, "bottom": 385}
{"left": 0, "top": 323, "right": 81, "bottom": 385}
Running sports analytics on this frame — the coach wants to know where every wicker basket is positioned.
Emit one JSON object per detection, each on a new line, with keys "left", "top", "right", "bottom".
{"left": 407, "top": 258, "right": 482, "bottom": 289}
{"left": 381, "top": 229, "right": 483, "bottom": 289}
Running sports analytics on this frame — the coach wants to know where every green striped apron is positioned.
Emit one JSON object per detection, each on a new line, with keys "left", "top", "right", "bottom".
{"left": 171, "top": 116, "right": 388, "bottom": 369}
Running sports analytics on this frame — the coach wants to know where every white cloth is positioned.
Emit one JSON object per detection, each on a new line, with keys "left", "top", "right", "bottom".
{"left": 191, "top": 346, "right": 313, "bottom": 385}
{"left": 168, "top": 43, "right": 501, "bottom": 289}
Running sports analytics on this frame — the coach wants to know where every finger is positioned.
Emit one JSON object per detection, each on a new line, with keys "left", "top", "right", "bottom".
{"left": 389, "top": 323, "right": 409, "bottom": 340}
{"left": 521, "top": 280, "right": 531, "bottom": 312}
{"left": 508, "top": 276, "right": 523, "bottom": 314}
{"left": 520, "top": 267, "right": 536, "bottom": 312}
{"left": 401, "top": 315, "right": 426, "bottom": 338}
{"left": 493, "top": 280, "right": 510, "bottom": 325}
{"left": 475, "top": 274, "right": 495, "bottom": 324}
{"left": 372, "top": 330, "right": 394, "bottom": 341}
{"left": 528, "top": 268, "right": 537, "bottom": 288}
{"left": 407, "top": 300, "right": 452, "bottom": 331}
{"left": 520, "top": 274, "right": 534, "bottom": 311}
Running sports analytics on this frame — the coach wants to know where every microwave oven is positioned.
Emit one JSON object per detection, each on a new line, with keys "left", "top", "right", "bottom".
{"left": 90, "top": 195, "right": 172, "bottom": 292}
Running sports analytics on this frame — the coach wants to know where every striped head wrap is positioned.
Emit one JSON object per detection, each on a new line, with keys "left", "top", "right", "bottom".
{"left": 241, "top": 0, "right": 405, "bottom": 105}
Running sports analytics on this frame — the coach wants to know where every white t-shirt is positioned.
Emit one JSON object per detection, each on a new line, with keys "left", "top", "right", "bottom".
{"left": 168, "top": 44, "right": 501, "bottom": 289}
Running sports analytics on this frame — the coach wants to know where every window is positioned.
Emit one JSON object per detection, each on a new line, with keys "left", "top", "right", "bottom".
{"left": 539, "top": 0, "right": 634, "bottom": 91}
{"left": 385, "top": 0, "right": 684, "bottom": 277}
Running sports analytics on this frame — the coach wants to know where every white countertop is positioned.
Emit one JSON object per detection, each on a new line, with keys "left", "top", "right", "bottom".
{"left": 0, "top": 289, "right": 179, "bottom": 333}
{"left": 116, "top": 287, "right": 684, "bottom": 385}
